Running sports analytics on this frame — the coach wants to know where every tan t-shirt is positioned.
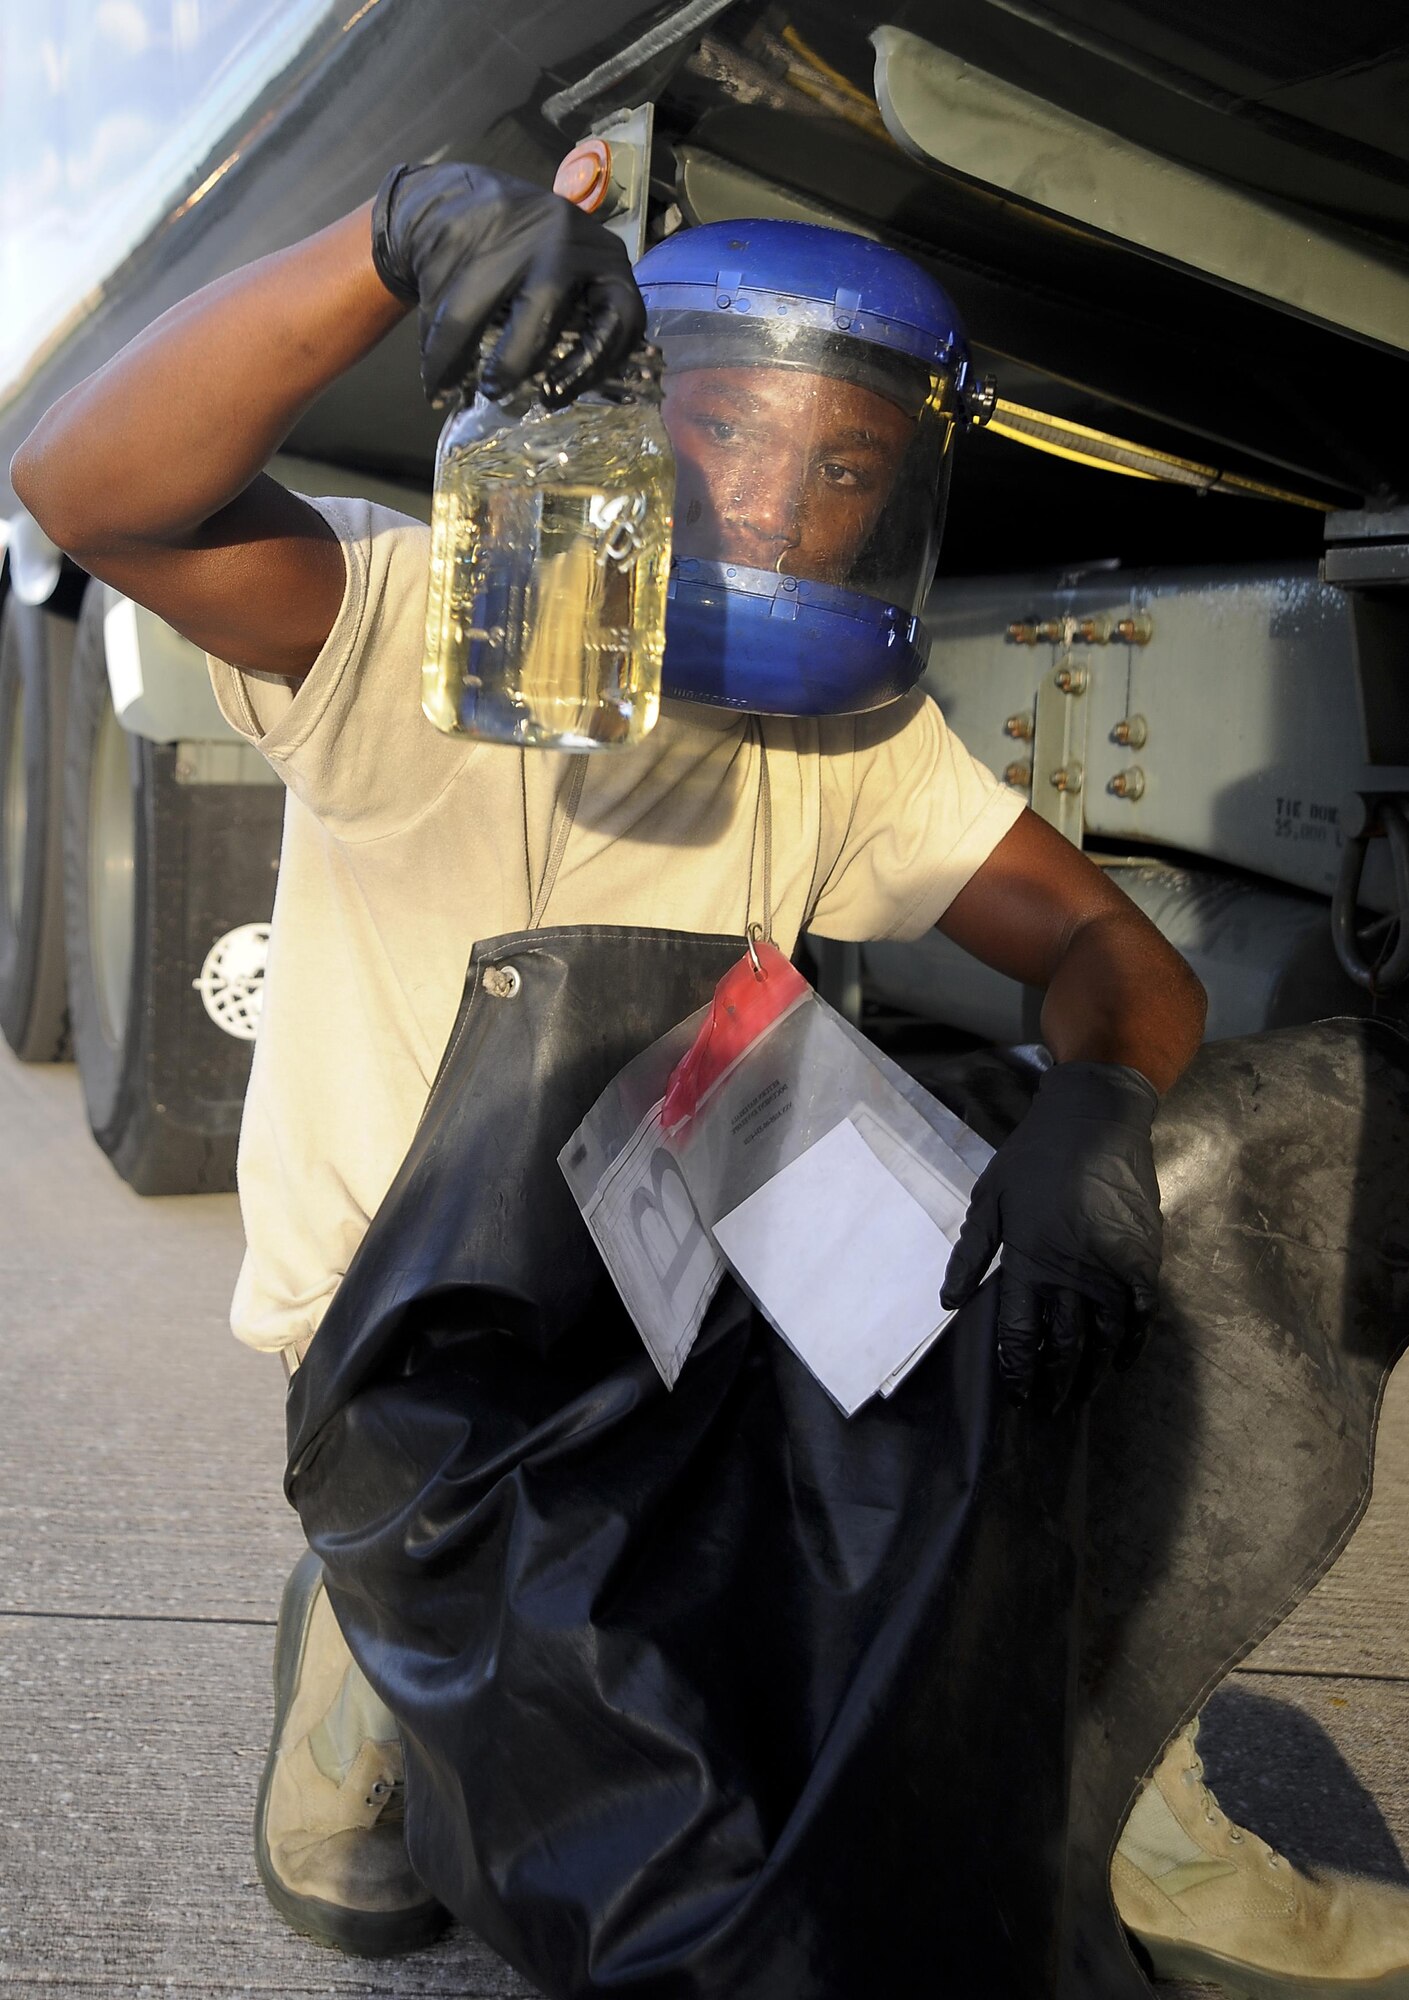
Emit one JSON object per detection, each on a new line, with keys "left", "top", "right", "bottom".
{"left": 207, "top": 496, "right": 1024, "bottom": 1354}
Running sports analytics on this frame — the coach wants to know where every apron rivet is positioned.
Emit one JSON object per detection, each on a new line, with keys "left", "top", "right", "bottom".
{"left": 483, "top": 964, "right": 522, "bottom": 999}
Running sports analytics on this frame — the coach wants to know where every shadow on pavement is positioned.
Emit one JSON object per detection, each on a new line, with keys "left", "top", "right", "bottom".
{"left": 1199, "top": 1683, "right": 1409, "bottom": 1886}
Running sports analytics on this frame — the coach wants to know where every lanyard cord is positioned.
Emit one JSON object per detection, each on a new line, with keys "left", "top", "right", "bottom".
{"left": 526, "top": 720, "right": 769, "bottom": 940}
{"left": 526, "top": 754, "right": 589, "bottom": 932}
{"left": 744, "top": 715, "right": 774, "bottom": 944}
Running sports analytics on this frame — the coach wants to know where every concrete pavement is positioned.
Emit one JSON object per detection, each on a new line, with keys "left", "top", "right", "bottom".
{"left": 0, "top": 1042, "right": 1404, "bottom": 1997}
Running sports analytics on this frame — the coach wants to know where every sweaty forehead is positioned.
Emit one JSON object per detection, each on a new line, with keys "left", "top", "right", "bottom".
{"left": 667, "top": 366, "right": 915, "bottom": 445}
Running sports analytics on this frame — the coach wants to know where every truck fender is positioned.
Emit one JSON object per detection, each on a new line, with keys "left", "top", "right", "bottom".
{"left": 99, "top": 588, "right": 242, "bottom": 746}
{"left": 4, "top": 510, "right": 63, "bottom": 608}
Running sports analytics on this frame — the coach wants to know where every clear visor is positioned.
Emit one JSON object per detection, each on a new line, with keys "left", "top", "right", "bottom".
{"left": 652, "top": 313, "right": 957, "bottom": 614}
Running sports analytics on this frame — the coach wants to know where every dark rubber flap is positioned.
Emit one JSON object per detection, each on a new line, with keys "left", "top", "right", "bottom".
{"left": 288, "top": 930, "right": 1409, "bottom": 1999}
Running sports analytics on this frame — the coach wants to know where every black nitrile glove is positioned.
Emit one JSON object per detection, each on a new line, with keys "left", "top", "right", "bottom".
{"left": 939, "top": 1060, "right": 1162, "bottom": 1409}
{"left": 371, "top": 160, "right": 646, "bottom": 407}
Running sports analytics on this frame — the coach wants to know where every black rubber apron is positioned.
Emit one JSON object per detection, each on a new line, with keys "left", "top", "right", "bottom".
{"left": 286, "top": 921, "right": 1409, "bottom": 1997}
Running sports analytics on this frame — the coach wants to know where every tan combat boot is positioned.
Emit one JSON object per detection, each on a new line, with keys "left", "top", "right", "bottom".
{"left": 255, "top": 1550, "right": 450, "bottom": 1954}
{"left": 1113, "top": 1720, "right": 1409, "bottom": 1999}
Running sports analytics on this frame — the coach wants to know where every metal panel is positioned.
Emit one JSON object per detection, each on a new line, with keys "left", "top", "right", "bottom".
{"left": 923, "top": 562, "right": 1398, "bottom": 912}
{"left": 872, "top": 26, "right": 1409, "bottom": 356}
{"left": 677, "top": 143, "right": 883, "bottom": 236}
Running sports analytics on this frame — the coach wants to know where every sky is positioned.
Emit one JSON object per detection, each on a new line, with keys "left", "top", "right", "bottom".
{"left": 0, "top": 0, "right": 335, "bottom": 396}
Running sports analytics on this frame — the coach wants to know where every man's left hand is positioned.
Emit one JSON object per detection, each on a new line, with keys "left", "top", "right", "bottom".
{"left": 939, "top": 1059, "right": 1162, "bottom": 1409}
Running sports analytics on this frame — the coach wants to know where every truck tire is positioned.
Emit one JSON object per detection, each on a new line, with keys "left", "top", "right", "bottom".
{"left": 0, "top": 592, "right": 75, "bottom": 1060}
{"left": 62, "top": 584, "right": 284, "bottom": 1194}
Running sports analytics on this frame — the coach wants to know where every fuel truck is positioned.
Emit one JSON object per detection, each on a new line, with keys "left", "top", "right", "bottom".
{"left": 2, "top": 0, "right": 1406, "bottom": 1192}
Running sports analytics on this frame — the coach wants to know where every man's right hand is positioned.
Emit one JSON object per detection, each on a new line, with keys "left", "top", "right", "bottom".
{"left": 9, "top": 158, "right": 646, "bottom": 685}
{"left": 371, "top": 162, "right": 646, "bottom": 408}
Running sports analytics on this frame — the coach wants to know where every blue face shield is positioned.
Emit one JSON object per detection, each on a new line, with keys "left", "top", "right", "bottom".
{"left": 636, "top": 219, "right": 981, "bottom": 716}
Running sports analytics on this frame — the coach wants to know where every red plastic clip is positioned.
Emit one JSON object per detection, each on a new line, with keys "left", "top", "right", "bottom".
{"left": 661, "top": 935, "right": 809, "bottom": 1136}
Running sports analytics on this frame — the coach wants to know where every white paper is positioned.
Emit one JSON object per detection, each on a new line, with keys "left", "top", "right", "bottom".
{"left": 712, "top": 1117, "right": 959, "bottom": 1417}
{"left": 579, "top": 1100, "right": 724, "bottom": 1387}
{"left": 848, "top": 1104, "right": 971, "bottom": 1240}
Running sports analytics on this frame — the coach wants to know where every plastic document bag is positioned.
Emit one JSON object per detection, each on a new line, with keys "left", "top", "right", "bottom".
{"left": 561, "top": 939, "right": 994, "bottom": 1413}
{"left": 558, "top": 1001, "right": 724, "bottom": 1389}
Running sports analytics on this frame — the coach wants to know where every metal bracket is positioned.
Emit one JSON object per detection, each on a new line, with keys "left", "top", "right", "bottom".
{"left": 1031, "top": 654, "right": 1090, "bottom": 847}
{"left": 555, "top": 103, "right": 655, "bottom": 263}
{"left": 1332, "top": 794, "right": 1409, "bottom": 990}
{"left": 1324, "top": 504, "right": 1409, "bottom": 589}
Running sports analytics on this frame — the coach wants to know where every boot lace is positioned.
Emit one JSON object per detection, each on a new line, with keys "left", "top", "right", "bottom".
{"left": 1180, "top": 1739, "right": 1284, "bottom": 1869}
{"left": 365, "top": 1772, "right": 407, "bottom": 1825}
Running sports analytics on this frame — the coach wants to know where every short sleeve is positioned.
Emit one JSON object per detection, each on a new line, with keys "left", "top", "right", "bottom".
{"left": 206, "top": 494, "right": 471, "bottom": 840}
{"left": 809, "top": 689, "right": 1025, "bottom": 941}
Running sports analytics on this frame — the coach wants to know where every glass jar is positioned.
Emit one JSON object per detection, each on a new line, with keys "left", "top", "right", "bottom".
{"left": 422, "top": 348, "right": 674, "bottom": 750}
